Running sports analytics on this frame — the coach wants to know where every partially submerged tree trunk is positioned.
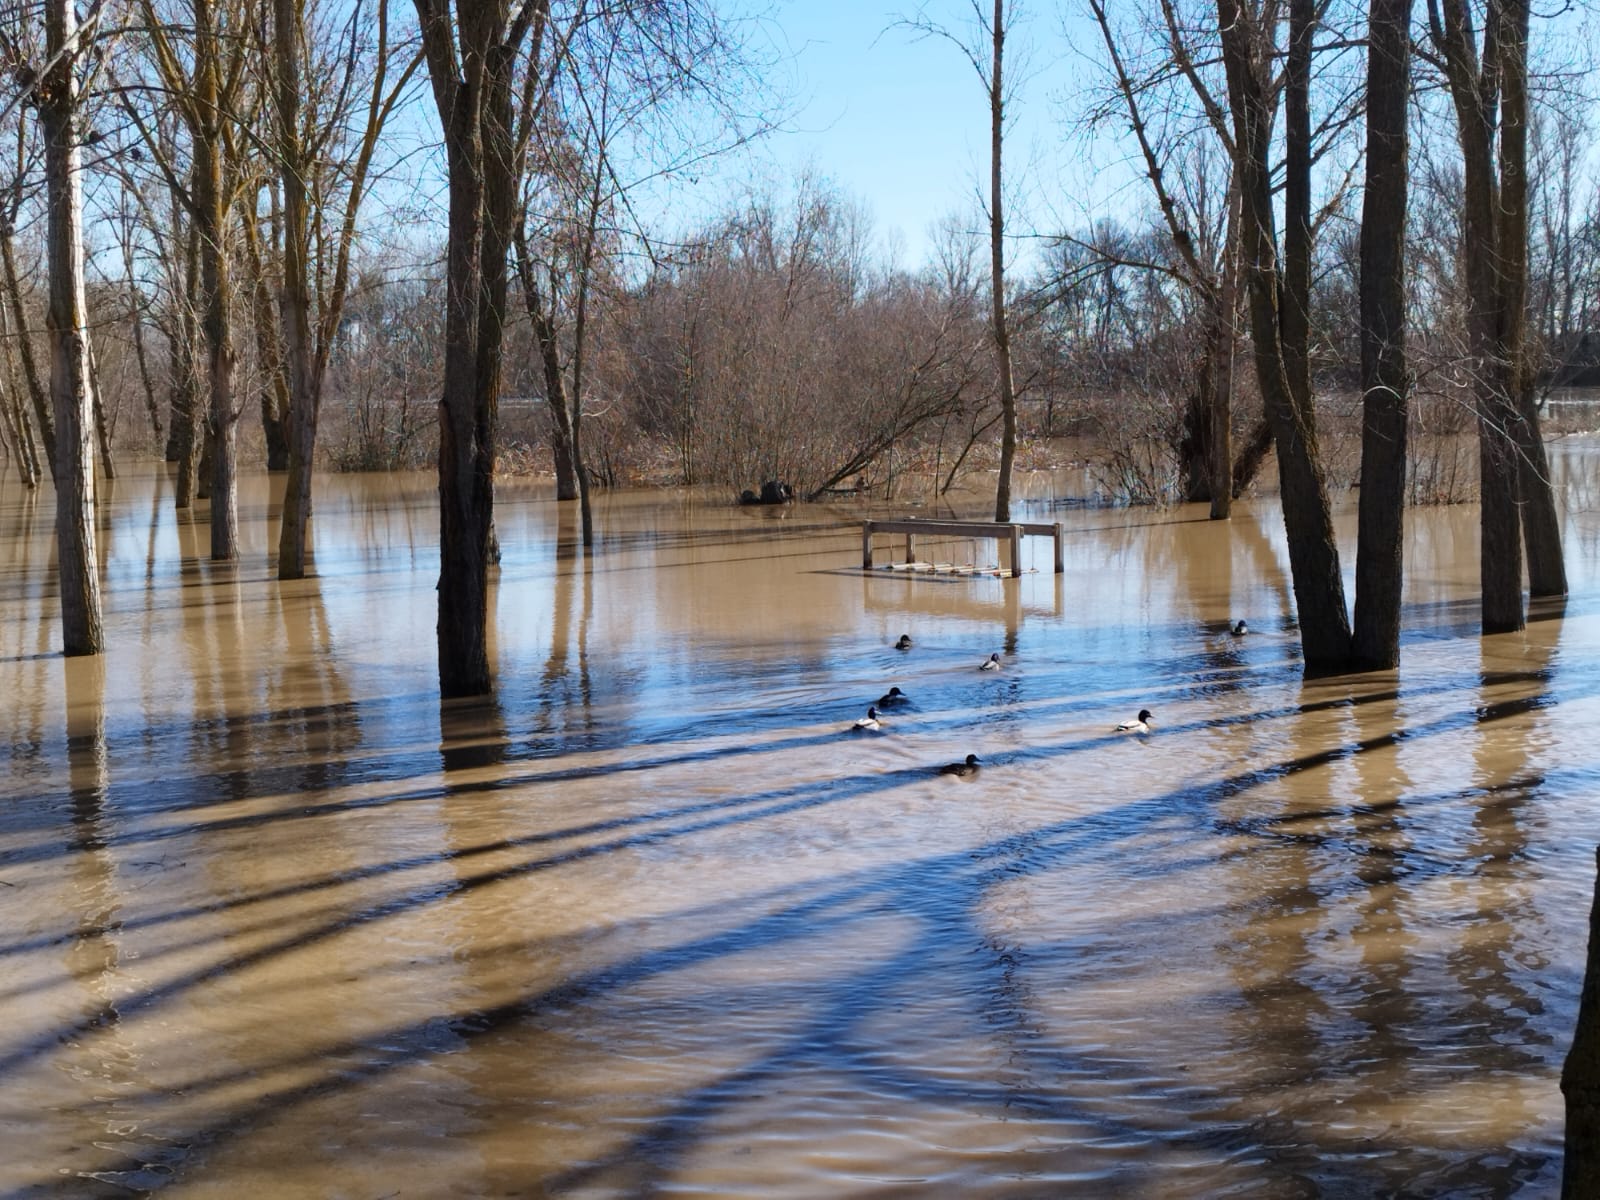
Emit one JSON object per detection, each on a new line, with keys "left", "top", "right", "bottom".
{"left": 1429, "top": 0, "right": 1563, "bottom": 630}
{"left": 1218, "top": 0, "right": 1351, "bottom": 672}
{"left": 133, "top": 0, "right": 245, "bottom": 558}
{"left": 276, "top": 0, "right": 417, "bottom": 580}
{"left": 1500, "top": 9, "right": 1565, "bottom": 602}
{"left": 41, "top": 0, "right": 104, "bottom": 655}
{"left": 1352, "top": 0, "right": 1413, "bottom": 670}
{"left": 169, "top": 221, "right": 204, "bottom": 507}
{"left": 273, "top": 0, "right": 317, "bottom": 575}
{"left": 415, "top": 0, "right": 541, "bottom": 697}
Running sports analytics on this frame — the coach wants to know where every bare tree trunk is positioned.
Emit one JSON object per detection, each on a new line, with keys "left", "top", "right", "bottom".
{"left": 1500, "top": 5, "right": 1565, "bottom": 600}
{"left": 87, "top": 336, "right": 115, "bottom": 480}
{"left": 1205, "top": 180, "right": 1239, "bottom": 519}
{"left": 1430, "top": 0, "right": 1529, "bottom": 633}
{"left": 1, "top": 228, "right": 56, "bottom": 474}
{"left": 274, "top": 0, "right": 317, "bottom": 578}
{"left": 988, "top": 0, "right": 1018, "bottom": 523}
{"left": 0, "top": 301, "right": 41, "bottom": 486}
{"left": 416, "top": 0, "right": 540, "bottom": 697}
{"left": 1219, "top": 0, "right": 1351, "bottom": 672}
{"left": 1352, "top": 0, "right": 1412, "bottom": 669}
{"left": 127, "top": 283, "right": 163, "bottom": 444}
{"left": 194, "top": 0, "right": 239, "bottom": 562}
{"left": 41, "top": 0, "right": 103, "bottom": 655}
{"left": 240, "top": 191, "right": 292, "bottom": 471}
{"left": 513, "top": 227, "right": 578, "bottom": 500}
{"left": 170, "top": 222, "right": 203, "bottom": 507}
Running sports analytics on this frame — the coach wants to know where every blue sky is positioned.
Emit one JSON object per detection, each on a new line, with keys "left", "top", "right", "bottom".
{"left": 710, "top": 0, "right": 1117, "bottom": 268}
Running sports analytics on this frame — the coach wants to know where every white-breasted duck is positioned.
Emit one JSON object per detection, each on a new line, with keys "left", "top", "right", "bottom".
{"left": 1115, "top": 709, "right": 1153, "bottom": 734}
{"left": 853, "top": 706, "right": 884, "bottom": 732}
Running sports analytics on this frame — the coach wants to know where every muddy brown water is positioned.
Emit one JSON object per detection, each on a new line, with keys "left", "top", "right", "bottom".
{"left": 4, "top": 458, "right": 1600, "bottom": 1197}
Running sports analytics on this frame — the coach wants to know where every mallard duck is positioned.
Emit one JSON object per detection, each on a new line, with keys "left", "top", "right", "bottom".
{"left": 938, "top": 753, "right": 981, "bottom": 776}
{"left": 1115, "top": 709, "right": 1153, "bottom": 734}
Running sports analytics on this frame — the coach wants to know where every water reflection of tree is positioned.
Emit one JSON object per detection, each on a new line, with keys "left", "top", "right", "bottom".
{"left": 1212, "top": 688, "right": 1339, "bottom": 1167}
{"left": 60, "top": 657, "right": 145, "bottom": 1188}
{"left": 535, "top": 503, "right": 596, "bottom": 744}
{"left": 1437, "top": 632, "right": 1558, "bottom": 1103}
{"left": 1343, "top": 691, "right": 1423, "bottom": 1131}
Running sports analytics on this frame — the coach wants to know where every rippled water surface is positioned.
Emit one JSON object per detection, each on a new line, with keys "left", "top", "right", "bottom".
{"left": 5, "top": 459, "right": 1600, "bottom": 1198}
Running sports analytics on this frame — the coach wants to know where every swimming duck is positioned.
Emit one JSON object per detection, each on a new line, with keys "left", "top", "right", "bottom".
{"left": 895, "top": 634, "right": 913, "bottom": 650}
{"left": 853, "top": 706, "right": 884, "bottom": 732}
{"left": 1231, "top": 620, "right": 1248, "bottom": 636}
{"left": 979, "top": 652, "right": 1002, "bottom": 671}
{"left": 939, "top": 753, "right": 981, "bottom": 776}
{"left": 877, "top": 686, "right": 910, "bottom": 708}
{"left": 1115, "top": 709, "right": 1153, "bottom": 734}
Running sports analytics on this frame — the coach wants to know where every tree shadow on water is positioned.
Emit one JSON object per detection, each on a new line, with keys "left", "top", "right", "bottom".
{"left": 10, "top": 670, "right": 1585, "bottom": 1196}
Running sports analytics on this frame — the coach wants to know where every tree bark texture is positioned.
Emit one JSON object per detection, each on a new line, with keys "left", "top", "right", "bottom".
{"left": 416, "top": 0, "right": 537, "bottom": 696}
{"left": 42, "top": 0, "right": 104, "bottom": 655}
{"left": 1499, "top": 2, "right": 1565, "bottom": 601}
{"left": 1430, "top": 0, "right": 1543, "bottom": 632}
{"left": 1352, "top": 0, "right": 1412, "bottom": 670}
{"left": 274, "top": 0, "right": 319, "bottom": 579}
{"left": 1218, "top": 0, "right": 1351, "bottom": 671}
{"left": 194, "top": 0, "right": 240, "bottom": 562}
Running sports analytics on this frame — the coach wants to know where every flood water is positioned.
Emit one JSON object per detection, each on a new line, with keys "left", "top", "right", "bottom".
{"left": 5, "top": 456, "right": 1600, "bottom": 1198}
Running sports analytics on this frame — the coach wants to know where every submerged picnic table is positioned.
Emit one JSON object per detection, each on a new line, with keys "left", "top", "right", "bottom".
{"left": 861, "top": 518, "right": 1065, "bottom": 577}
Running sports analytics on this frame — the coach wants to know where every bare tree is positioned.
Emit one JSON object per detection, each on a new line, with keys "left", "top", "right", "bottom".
{"left": 1426, "top": 0, "right": 1566, "bottom": 631}
{"left": 1218, "top": 0, "right": 1353, "bottom": 671}
{"left": 39, "top": 0, "right": 106, "bottom": 653}
{"left": 271, "top": 0, "right": 421, "bottom": 580}
{"left": 1085, "top": 0, "right": 1245, "bottom": 517}
{"left": 1352, "top": 0, "right": 1413, "bottom": 669}
{"left": 414, "top": 0, "right": 541, "bottom": 697}
{"left": 901, "top": 1, "right": 1023, "bottom": 521}
{"left": 129, "top": 0, "right": 254, "bottom": 560}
